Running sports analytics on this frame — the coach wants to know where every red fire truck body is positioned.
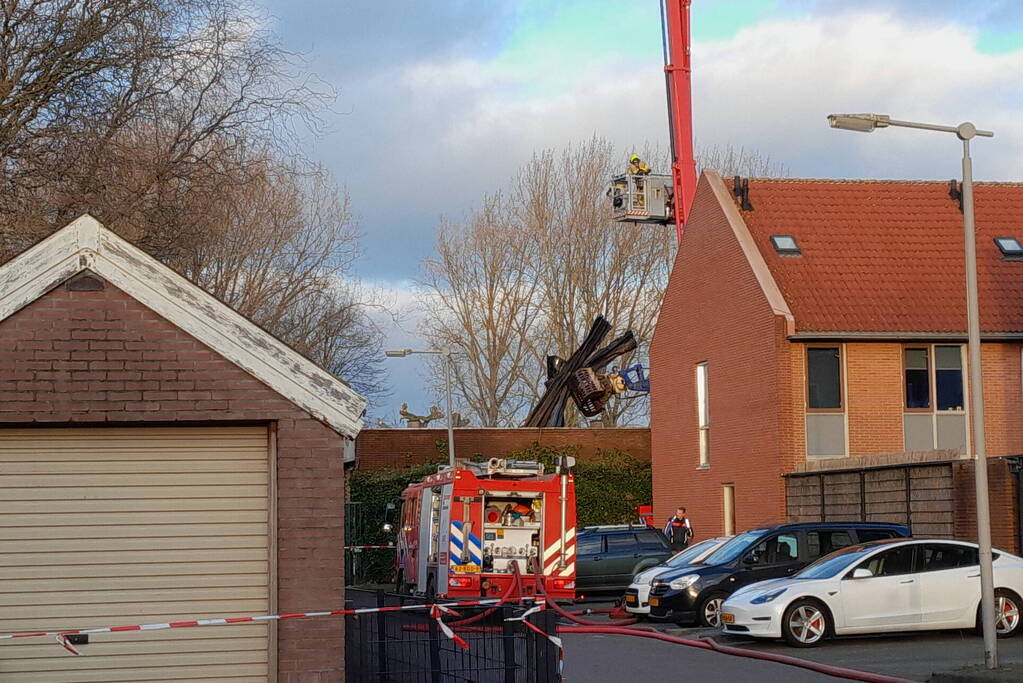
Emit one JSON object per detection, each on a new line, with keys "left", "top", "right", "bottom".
{"left": 396, "top": 459, "right": 576, "bottom": 601}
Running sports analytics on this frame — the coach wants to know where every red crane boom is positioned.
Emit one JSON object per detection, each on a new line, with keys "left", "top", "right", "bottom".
{"left": 661, "top": 0, "right": 698, "bottom": 240}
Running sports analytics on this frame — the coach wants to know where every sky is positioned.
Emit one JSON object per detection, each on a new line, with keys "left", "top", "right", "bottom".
{"left": 258, "top": 0, "right": 1023, "bottom": 423}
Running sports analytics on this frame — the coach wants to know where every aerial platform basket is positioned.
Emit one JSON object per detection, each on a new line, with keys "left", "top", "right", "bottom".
{"left": 609, "top": 172, "right": 674, "bottom": 224}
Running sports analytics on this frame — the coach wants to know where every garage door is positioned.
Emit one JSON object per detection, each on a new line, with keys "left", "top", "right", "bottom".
{"left": 0, "top": 426, "right": 272, "bottom": 681}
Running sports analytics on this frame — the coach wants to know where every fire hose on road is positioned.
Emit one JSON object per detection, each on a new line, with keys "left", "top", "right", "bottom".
{"left": 409, "top": 561, "right": 915, "bottom": 682}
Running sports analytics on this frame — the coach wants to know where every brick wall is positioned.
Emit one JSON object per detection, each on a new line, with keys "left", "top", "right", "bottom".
{"left": 356, "top": 427, "right": 650, "bottom": 470}
{"left": 981, "top": 343, "right": 1023, "bottom": 457}
{"left": 953, "top": 458, "right": 1020, "bottom": 554}
{"left": 845, "top": 343, "right": 905, "bottom": 455}
{"left": 650, "top": 176, "right": 789, "bottom": 541}
{"left": 0, "top": 279, "right": 346, "bottom": 682}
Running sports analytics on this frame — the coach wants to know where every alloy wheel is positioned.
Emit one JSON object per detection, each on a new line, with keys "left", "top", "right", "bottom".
{"left": 996, "top": 596, "right": 1020, "bottom": 635}
{"left": 703, "top": 598, "right": 724, "bottom": 627}
{"left": 788, "top": 605, "right": 826, "bottom": 644}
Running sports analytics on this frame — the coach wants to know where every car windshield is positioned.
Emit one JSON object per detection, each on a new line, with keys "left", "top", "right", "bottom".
{"left": 665, "top": 538, "right": 719, "bottom": 568}
{"left": 795, "top": 544, "right": 878, "bottom": 579}
{"left": 699, "top": 530, "right": 769, "bottom": 566}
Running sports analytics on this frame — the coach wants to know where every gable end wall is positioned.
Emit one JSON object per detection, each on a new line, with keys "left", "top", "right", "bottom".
{"left": 0, "top": 281, "right": 346, "bottom": 682}
{"left": 650, "top": 176, "right": 790, "bottom": 538}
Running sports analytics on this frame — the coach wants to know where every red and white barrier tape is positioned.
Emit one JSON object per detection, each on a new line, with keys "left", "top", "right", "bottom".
{"left": 506, "top": 603, "right": 564, "bottom": 681}
{"left": 430, "top": 604, "right": 469, "bottom": 650}
{"left": 0, "top": 598, "right": 522, "bottom": 656}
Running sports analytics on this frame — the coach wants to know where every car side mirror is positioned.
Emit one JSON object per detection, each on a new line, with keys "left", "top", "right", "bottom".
{"left": 851, "top": 568, "right": 873, "bottom": 579}
{"left": 742, "top": 554, "right": 758, "bottom": 566}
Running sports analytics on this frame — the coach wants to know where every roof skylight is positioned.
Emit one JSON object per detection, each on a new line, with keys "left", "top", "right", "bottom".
{"left": 994, "top": 237, "right": 1023, "bottom": 259}
{"left": 770, "top": 235, "right": 801, "bottom": 256}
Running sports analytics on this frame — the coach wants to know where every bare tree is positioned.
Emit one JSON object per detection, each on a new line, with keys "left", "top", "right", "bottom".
{"left": 0, "top": 0, "right": 386, "bottom": 400}
{"left": 174, "top": 158, "right": 386, "bottom": 400}
{"left": 0, "top": 0, "right": 328, "bottom": 258}
{"left": 419, "top": 138, "right": 786, "bottom": 425}
{"left": 696, "top": 142, "right": 789, "bottom": 177}
{"left": 418, "top": 193, "right": 542, "bottom": 426}
{"left": 519, "top": 138, "right": 674, "bottom": 426}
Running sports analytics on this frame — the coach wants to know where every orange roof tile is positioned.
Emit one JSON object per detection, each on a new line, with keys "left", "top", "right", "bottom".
{"left": 726, "top": 178, "right": 1023, "bottom": 334}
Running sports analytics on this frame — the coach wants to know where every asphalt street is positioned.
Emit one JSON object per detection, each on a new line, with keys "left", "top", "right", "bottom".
{"left": 570, "top": 597, "right": 1023, "bottom": 682}
{"left": 561, "top": 631, "right": 846, "bottom": 682}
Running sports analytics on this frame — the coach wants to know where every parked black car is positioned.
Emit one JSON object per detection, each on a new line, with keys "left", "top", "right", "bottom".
{"left": 647, "top": 522, "right": 911, "bottom": 626}
{"left": 576, "top": 525, "right": 673, "bottom": 592}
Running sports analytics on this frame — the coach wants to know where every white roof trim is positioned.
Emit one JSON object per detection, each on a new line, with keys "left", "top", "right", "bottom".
{"left": 0, "top": 215, "right": 366, "bottom": 438}
{"left": 704, "top": 170, "right": 796, "bottom": 335}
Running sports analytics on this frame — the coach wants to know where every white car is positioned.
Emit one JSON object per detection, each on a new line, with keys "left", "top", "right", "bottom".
{"left": 624, "top": 537, "right": 731, "bottom": 614}
{"left": 720, "top": 538, "right": 1023, "bottom": 647}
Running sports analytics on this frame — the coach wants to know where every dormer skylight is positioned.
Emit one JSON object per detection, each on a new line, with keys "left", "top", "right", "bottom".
{"left": 994, "top": 237, "right": 1023, "bottom": 260}
{"left": 770, "top": 234, "right": 801, "bottom": 256}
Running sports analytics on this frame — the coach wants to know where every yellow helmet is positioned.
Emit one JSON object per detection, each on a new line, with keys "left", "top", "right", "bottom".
{"left": 630, "top": 154, "right": 640, "bottom": 162}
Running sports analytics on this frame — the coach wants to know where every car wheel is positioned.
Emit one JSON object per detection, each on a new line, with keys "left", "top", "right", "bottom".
{"left": 698, "top": 592, "right": 728, "bottom": 628}
{"left": 782, "top": 599, "right": 830, "bottom": 648}
{"left": 977, "top": 589, "right": 1022, "bottom": 638}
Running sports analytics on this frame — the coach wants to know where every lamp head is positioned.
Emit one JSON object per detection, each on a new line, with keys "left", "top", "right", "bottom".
{"left": 827, "top": 113, "right": 890, "bottom": 133}
{"left": 384, "top": 349, "right": 412, "bottom": 357}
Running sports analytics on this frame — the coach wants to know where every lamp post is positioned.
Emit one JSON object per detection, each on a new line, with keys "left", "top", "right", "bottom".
{"left": 828, "top": 113, "right": 997, "bottom": 669}
{"left": 385, "top": 348, "right": 458, "bottom": 468}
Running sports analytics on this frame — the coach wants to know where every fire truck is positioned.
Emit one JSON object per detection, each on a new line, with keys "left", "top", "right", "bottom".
{"left": 395, "top": 457, "right": 576, "bottom": 601}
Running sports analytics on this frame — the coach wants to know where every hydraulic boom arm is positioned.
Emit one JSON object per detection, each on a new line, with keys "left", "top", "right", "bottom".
{"left": 661, "top": 0, "right": 698, "bottom": 239}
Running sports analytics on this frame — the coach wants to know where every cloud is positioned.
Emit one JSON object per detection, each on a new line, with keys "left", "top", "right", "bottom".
{"left": 694, "top": 12, "right": 1023, "bottom": 179}
{"left": 263, "top": 3, "right": 1023, "bottom": 419}
{"left": 395, "top": 10, "right": 1022, "bottom": 191}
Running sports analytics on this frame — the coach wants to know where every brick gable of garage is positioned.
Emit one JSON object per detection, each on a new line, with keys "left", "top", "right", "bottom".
{"left": 0, "top": 277, "right": 346, "bottom": 682}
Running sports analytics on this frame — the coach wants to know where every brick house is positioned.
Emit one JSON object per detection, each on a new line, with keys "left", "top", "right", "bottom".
{"left": 651, "top": 171, "right": 1023, "bottom": 550}
{"left": 0, "top": 216, "right": 365, "bottom": 681}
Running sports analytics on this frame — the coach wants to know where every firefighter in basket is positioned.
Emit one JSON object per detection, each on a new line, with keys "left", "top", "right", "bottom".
{"left": 627, "top": 153, "right": 652, "bottom": 175}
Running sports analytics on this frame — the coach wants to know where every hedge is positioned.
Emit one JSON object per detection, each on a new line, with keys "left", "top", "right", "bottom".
{"left": 346, "top": 441, "right": 652, "bottom": 585}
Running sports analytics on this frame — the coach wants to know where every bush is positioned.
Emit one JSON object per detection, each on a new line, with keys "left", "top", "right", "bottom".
{"left": 346, "top": 442, "right": 652, "bottom": 584}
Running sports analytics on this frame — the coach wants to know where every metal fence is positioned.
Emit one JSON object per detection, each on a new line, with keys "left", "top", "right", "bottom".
{"left": 345, "top": 590, "right": 560, "bottom": 683}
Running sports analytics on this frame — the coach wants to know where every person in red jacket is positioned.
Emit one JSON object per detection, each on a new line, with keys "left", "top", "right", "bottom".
{"left": 663, "top": 506, "right": 693, "bottom": 552}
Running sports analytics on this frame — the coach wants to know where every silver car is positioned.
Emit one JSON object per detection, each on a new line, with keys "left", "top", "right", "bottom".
{"left": 624, "top": 537, "right": 732, "bottom": 614}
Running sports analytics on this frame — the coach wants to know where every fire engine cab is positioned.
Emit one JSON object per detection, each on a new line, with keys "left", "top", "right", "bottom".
{"left": 396, "top": 457, "right": 576, "bottom": 601}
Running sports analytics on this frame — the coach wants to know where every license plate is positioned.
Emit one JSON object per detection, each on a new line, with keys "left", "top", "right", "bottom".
{"left": 625, "top": 595, "right": 637, "bottom": 604}
{"left": 452, "top": 564, "right": 480, "bottom": 573}
{"left": 648, "top": 598, "right": 659, "bottom": 607}
{"left": 721, "top": 613, "right": 735, "bottom": 624}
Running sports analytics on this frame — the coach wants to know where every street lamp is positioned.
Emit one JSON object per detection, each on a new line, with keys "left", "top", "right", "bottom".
{"left": 384, "top": 348, "right": 458, "bottom": 468}
{"left": 828, "top": 112, "right": 998, "bottom": 669}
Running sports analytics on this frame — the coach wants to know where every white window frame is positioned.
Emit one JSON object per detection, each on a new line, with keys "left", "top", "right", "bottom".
{"left": 696, "top": 362, "right": 710, "bottom": 468}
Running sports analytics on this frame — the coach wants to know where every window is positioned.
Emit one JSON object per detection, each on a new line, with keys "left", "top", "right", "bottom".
{"left": 770, "top": 234, "right": 801, "bottom": 256}
{"left": 807, "top": 347, "right": 842, "bottom": 409}
{"left": 903, "top": 345, "right": 967, "bottom": 452}
{"left": 696, "top": 363, "right": 710, "bottom": 467}
{"left": 856, "top": 529, "right": 899, "bottom": 543}
{"left": 745, "top": 533, "right": 800, "bottom": 566}
{"left": 722, "top": 485, "right": 735, "bottom": 536}
{"left": 576, "top": 535, "right": 602, "bottom": 555}
{"left": 637, "top": 530, "right": 669, "bottom": 550}
{"left": 806, "top": 530, "right": 855, "bottom": 559}
{"left": 904, "top": 345, "right": 964, "bottom": 412}
{"left": 856, "top": 545, "right": 915, "bottom": 577}
{"left": 917, "top": 543, "right": 978, "bottom": 571}
{"left": 995, "top": 236, "right": 1023, "bottom": 259}
{"left": 935, "top": 346, "right": 964, "bottom": 411}
{"left": 606, "top": 534, "right": 638, "bottom": 553}
{"left": 904, "top": 347, "right": 930, "bottom": 409}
